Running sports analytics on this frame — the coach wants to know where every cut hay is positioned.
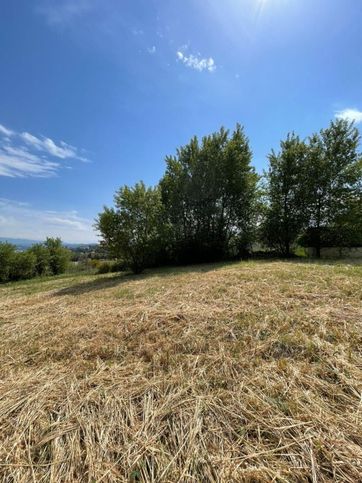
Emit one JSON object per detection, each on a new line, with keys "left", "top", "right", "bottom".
{"left": 0, "top": 261, "right": 361, "bottom": 481}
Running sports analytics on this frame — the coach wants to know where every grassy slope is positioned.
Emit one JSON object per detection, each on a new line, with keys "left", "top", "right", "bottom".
{"left": 0, "top": 260, "right": 362, "bottom": 482}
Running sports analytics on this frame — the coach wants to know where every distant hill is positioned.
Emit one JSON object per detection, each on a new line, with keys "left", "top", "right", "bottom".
{"left": 0, "top": 237, "right": 97, "bottom": 250}
{"left": 0, "top": 237, "right": 40, "bottom": 249}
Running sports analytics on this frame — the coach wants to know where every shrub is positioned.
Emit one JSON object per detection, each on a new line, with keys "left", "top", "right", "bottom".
{"left": 45, "top": 238, "right": 71, "bottom": 275}
{"left": 29, "top": 243, "right": 51, "bottom": 276}
{"left": 97, "top": 261, "right": 112, "bottom": 274}
{"left": 110, "top": 261, "right": 126, "bottom": 273}
{"left": 0, "top": 238, "right": 71, "bottom": 283}
{"left": 0, "top": 243, "right": 16, "bottom": 282}
{"left": 89, "top": 259, "right": 101, "bottom": 270}
{"left": 9, "top": 252, "right": 36, "bottom": 281}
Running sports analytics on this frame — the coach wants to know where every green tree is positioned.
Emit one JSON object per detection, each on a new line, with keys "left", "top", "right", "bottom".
{"left": 0, "top": 242, "right": 16, "bottom": 282}
{"left": 44, "top": 238, "right": 70, "bottom": 275}
{"left": 96, "top": 182, "right": 166, "bottom": 274}
{"left": 222, "top": 125, "right": 260, "bottom": 257}
{"left": 336, "top": 193, "right": 362, "bottom": 246}
{"left": 262, "top": 133, "right": 307, "bottom": 256}
{"left": 29, "top": 243, "right": 51, "bottom": 276}
{"left": 302, "top": 119, "right": 362, "bottom": 257}
{"left": 160, "top": 125, "right": 258, "bottom": 262}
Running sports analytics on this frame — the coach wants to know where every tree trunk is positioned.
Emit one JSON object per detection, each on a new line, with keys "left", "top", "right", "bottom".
{"left": 315, "top": 228, "right": 321, "bottom": 259}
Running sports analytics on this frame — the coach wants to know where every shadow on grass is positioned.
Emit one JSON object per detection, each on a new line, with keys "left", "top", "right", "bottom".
{"left": 53, "top": 257, "right": 362, "bottom": 297}
{"left": 54, "top": 274, "right": 128, "bottom": 296}
{"left": 53, "top": 261, "right": 232, "bottom": 297}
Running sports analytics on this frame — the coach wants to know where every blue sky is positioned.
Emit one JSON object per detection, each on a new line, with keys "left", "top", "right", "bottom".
{"left": 1, "top": 0, "right": 362, "bottom": 243}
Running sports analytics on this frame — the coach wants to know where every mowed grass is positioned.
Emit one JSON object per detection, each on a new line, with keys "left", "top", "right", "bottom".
{"left": 0, "top": 260, "right": 362, "bottom": 482}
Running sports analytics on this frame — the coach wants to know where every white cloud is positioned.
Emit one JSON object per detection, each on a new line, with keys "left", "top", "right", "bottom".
{"left": 21, "top": 132, "right": 88, "bottom": 161}
{"left": 335, "top": 108, "right": 362, "bottom": 124}
{"left": 147, "top": 45, "right": 156, "bottom": 55}
{"left": 0, "top": 148, "right": 59, "bottom": 178}
{"left": 0, "top": 124, "right": 14, "bottom": 137}
{"left": 0, "top": 123, "right": 89, "bottom": 178}
{"left": 36, "top": 0, "right": 96, "bottom": 26}
{"left": 0, "top": 198, "right": 97, "bottom": 243}
{"left": 176, "top": 50, "right": 216, "bottom": 72}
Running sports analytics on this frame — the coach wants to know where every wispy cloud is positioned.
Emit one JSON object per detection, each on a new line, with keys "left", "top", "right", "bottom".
{"left": 0, "top": 123, "right": 89, "bottom": 178}
{"left": 0, "top": 198, "right": 97, "bottom": 243}
{"left": 132, "top": 28, "right": 144, "bottom": 36}
{"left": 21, "top": 132, "right": 88, "bottom": 161}
{"left": 0, "top": 147, "right": 59, "bottom": 178}
{"left": 176, "top": 49, "right": 216, "bottom": 72}
{"left": 335, "top": 108, "right": 362, "bottom": 124}
{"left": 36, "top": 0, "right": 96, "bottom": 26}
{"left": 0, "top": 124, "right": 14, "bottom": 137}
{"left": 147, "top": 45, "right": 156, "bottom": 55}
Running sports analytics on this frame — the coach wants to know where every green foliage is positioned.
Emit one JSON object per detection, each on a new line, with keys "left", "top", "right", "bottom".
{"left": 111, "top": 260, "right": 127, "bottom": 272}
{"left": 262, "top": 120, "right": 362, "bottom": 257}
{"left": 29, "top": 243, "right": 51, "bottom": 276}
{"left": 97, "top": 121, "right": 362, "bottom": 268}
{"left": 294, "top": 246, "right": 308, "bottom": 258}
{"left": 44, "top": 237, "right": 71, "bottom": 275}
{"left": 97, "top": 261, "right": 112, "bottom": 274}
{"left": 2, "top": 119, "right": 359, "bottom": 283}
{"left": 0, "top": 238, "right": 70, "bottom": 283}
{"left": 160, "top": 125, "right": 258, "bottom": 262}
{"left": 97, "top": 182, "right": 166, "bottom": 273}
{"left": 95, "top": 260, "right": 127, "bottom": 274}
{"left": 97, "top": 125, "right": 259, "bottom": 272}
{"left": 262, "top": 133, "right": 308, "bottom": 256}
{"left": 96, "top": 260, "right": 126, "bottom": 274}
{"left": 0, "top": 243, "right": 17, "bottom": 282}
{"left": 301, "top": 119, "right": 362, "bottom": 256}
{"left": 9, "top": 252, "right": 36, "bottom": 281}
{"left": 335, "top": 195, "right": 362, "bottom": 246}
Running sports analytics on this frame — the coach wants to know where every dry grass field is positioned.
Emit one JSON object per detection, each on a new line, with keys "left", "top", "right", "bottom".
{"left": 0, "top": 260, "right": 362, "bottom": 482}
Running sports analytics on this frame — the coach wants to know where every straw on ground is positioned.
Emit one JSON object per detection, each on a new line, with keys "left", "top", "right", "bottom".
{"left": 0, "top": 260, "right": 361, "bottom": 482}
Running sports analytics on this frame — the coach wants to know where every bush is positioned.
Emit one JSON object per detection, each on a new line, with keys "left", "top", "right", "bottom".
{"left": 110, "top": 261, "right": 126, "bottom": 272}
{"left": 29, "top": 243, "right": 51, "bottom": 276}
{"left": 89, "top": 259, "right": 101, "bottom": 270}
{"left": 45, "top": 238, "right": 71, "bottom": 275}
{"left": 9, "top": 252, "right": 36, "bottom": 281}
{"left": 96, "top": 260, "right": 126, "bottom": 274}
{"left": 0, "top": 243, "right": 16, "bottom": 282}
{"left": 0, "top": 238, "right": 71, "bottom": 283}
{"left": 97, "top": 261, "right": 112, "bottom": 274}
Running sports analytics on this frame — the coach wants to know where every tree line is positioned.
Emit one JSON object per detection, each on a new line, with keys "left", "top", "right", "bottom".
{"left": 0, "top": 238, "right": 70, "bottom": 283}
{"left": 97, "top": 119, "right": 362, "bottom": 273}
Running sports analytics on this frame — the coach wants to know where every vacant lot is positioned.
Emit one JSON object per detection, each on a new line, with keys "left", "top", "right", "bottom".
{"left": 0, "top": 260, "right": 361, "bottom": 482}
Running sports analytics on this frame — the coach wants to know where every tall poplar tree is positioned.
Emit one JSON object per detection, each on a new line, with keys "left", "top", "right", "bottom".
{"left": 160, "top": 125, "right": 258, "bottom": 262}
{"left": 262, "top": 133, "right": 307, "bottom": 256}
